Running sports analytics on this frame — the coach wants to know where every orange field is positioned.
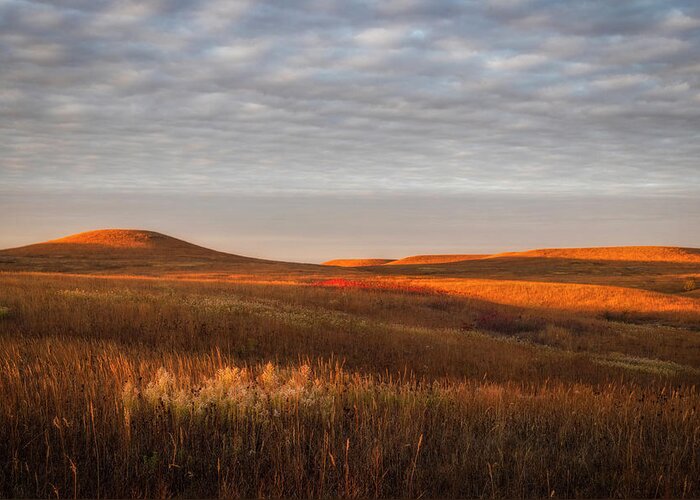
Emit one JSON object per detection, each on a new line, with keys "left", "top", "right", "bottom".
{"left": 0, "top": 230, "right": 698, "bottom": 497}
{"left": 323, "top": 258, "right": 396, "bottom": 267}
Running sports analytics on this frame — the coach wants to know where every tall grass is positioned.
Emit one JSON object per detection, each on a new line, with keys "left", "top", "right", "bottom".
{"left": 0, "top": 272, "right": 699, "bottom": 497}
{"left": 392, "top": 277, "right": 700, "bottom": 326}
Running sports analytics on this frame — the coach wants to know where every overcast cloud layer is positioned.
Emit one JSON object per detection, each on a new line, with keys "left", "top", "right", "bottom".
{"left": 1, "top": 0, "right": 699, "bottom": 257}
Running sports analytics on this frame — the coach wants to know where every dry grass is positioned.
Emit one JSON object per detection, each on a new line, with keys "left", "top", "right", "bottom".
{"left": 0, "top": 229, "right": 328, "bottom": 278}
{"left": 387, "top": 254, "right": 488, "bottom": 265}
{"left": 0, "top": 271, "right": 699, "bottom": 498}
{"left": 50, "top": 229, "right": 178, "bottom": 248}
{"left": 1, "top": 342, "right": 697, "bottom": 498}
{"left": 323, "top": 259, "right": 396, "bottom": 267}
{"left": 1, "top": 232, "right": 699, "bottom": 497}
{"left": 347, "top": 246, "right": 700, "bottom": 267}
{"left": 400, "top": 277, "right": 700, "bottom": 326}
{"left": 2, "top": 229, "right": 226, "bottom": 255}
{"left": 493, "top": 246, "right": 700, "bottom": 263}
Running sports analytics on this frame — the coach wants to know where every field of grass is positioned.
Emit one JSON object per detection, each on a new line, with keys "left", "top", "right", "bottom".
{"left": 0, "top": 269, "right": 699, "bottom": 498}
{"left": 1, "top": 232, "right": 699, "bottom": 497}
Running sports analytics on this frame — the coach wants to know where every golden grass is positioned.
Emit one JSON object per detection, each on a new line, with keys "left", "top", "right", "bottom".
{"left": 1, "top": 229, "right": 241, "bottom": 259}
{"left": 1, "top": 335, "right": 697, "bottom": 498}
{"left": 369, "top": 256, "right": 700, "bottom": 297}
{"left": 493, "top": 246, "right": 700, "bottom": 263}
{"left": 4, "top": 231, "right": 698, "bottom": 297}
{"left": 394, "top": 277, "right": 700, "bottom": 325}
{"left": 1, "top": 231, "right": 700, "bottom": 497}
{"left": 0, "top": 271, "right": 699, "bottom": 497}
{"left": 387, "top": 254, "right": 488, "bottom": 265}
{"left": 373, "top": 246, "right": 700, "bottom": 267}
{"left": 323, "top": 259, "right": 396, "bottom": 267}
{"left": 0, "top": 229, "right": 330, "bottom": 278}
{"left": 50, "top": 229, "right": 171, "bottom": 248}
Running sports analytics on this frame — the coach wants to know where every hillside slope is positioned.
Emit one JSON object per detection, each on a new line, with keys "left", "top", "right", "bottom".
{"left": 0, "top": 229, "right": 328, "bottom": 277}
{"left": 1, "top": 229, "right": 243, "bottom": 259}
{"left": 490, "top": 246, "right": 700, "bottom": 263}
{"left": 323, "top": 258, "right": 395, "bottom": 267}
{"left": 387, "top": 254, "right": 488, "bottom": 265}
{"left": 377, "top": 246, "right": 700, "bottom": 266}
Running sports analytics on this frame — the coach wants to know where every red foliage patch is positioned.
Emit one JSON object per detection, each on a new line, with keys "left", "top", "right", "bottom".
{"left": 312, "top": 278, "right": 367, "bottom": 288}
{"left": 311, "top": 278, "right": 438, "bottom": 295}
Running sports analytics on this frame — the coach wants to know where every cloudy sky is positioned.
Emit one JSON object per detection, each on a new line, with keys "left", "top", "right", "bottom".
{"left": 1, "top": 0, "right": 699, "bottom": 262}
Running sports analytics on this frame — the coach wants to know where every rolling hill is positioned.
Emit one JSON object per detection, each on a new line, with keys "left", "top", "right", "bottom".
{"left": 386, "top": 254, "right": 488, "bottom": 265}
{"left": 0, "top": 229, "right": 325, "bottom": 277}
{"left": 0, "top": 229, "right": 244, "bottom": 259}
{"left": 491, "top": 246, "right": 700, "bottom": 263}
{"left": 326, "top": 246, "right": 700, "bottom": 293}
{"left": 2, "top": 232, "right": 698, "bottom": 292}
{"left": 322, "top": 258, "right": 395, "bottom": 267}
{"left": 331, "top": 246, "right": 700, "bottom": 267}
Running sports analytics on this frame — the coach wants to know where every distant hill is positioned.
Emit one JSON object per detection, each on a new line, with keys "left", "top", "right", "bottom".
{"left": 0, "top": 229, "right": 327, "bottom": 276}
{"left": 339, "top": 246, "right": 700, "bottom": 267}
{"left": 490, "top": 246, "right": 700, "bottom": 263}
{"left": 0, "top": 229, "right": 250, "bottom": 260}
{"left": 3, "top": 231, "right": 698, "bottom": 280}
{"left": 387, "top": 254, "right": 488, "bottom": 265}
{"left": 49, "top": 229, "right": 207, "bottom": 250}
{"left": 323, "top": 258, "right": 395, "bottom": 267}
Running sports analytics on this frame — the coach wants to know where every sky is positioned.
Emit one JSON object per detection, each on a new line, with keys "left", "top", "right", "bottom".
{"left": 1, "top": 0, "right": 699, "bottom": 262}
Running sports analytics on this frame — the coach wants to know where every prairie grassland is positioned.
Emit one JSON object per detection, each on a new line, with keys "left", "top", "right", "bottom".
{"left": 371, "top": 255, "right": 700, "bottom": 293}
{"left": 0, "top": 272, "right": 699, "bottom": 498}
{"left": 493, "top": 246, "right": 700, "bottom": 263}
{"left": 312, "top": 276, "right": 700, "bottom": 326}
{"left": 402, "top": 277, "right": 700, "bottom": 325}
{"left": 341, "top": 245, "right": 700, "bottom": 267}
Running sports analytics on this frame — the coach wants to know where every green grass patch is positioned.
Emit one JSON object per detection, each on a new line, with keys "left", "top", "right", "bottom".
{"left": 594, "top": 353, "right": 695, "bottom": 376}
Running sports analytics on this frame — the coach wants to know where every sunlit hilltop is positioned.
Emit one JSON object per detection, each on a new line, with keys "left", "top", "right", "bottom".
{"left": 3, "top": 229, "right": 227, "bottom": 256}
{"left": 322, "top": 258, "right": 396, "bottom": 267}
{"left": 49, "top": 229, "right": 187, "bottom": 249}
{"left": 326, "top": 246, "right": 700, "bottom": 267}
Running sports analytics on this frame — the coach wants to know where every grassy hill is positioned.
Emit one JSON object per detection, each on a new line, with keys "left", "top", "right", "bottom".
{"left": 1, "top": 229, "right": 252, "bottom": 259}
{"left": 323, "top": 258, "right": 395, "bottom": 267}
{"left": 326, "top": 246, "right": 700, "bottom": 270}
{"left": 492, "top": 245, "right": 700, "bottom": 263}
{"left": 0, "top": 229, "right": 330, "bottom": 278}
{"left": 386, "top": 254, "right": 488, "bottom": 265}
{"left": 0, "top": 230, "right": 698, "bottom": 497}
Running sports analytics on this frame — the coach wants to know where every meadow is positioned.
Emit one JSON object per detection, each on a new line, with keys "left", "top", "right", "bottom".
{"left": 0, "top": 271, "right": 698, "bottom": 498}
{"left": 0, "top": 232, "right": 698, "bottom": 497}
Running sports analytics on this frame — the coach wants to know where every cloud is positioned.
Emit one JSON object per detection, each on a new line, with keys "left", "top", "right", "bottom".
{"left": 354, "top": 27, "right": 409, "bottom": 47}
{"left": 486, "top": 53, "right": 549, "bottom": 70}
{"left": 661, "top": 8, "right": 700, "bottom": 31}
{"left": 590, "top": 74, "right": 652, "bottom": 91}
{"left": 0, "top": 0, "right": 698, "bottom": 199}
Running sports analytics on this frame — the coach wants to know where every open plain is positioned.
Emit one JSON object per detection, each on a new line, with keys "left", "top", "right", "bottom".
{"left": 0, "top": 230, "right": 698, "bottom": 498}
